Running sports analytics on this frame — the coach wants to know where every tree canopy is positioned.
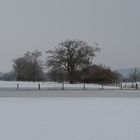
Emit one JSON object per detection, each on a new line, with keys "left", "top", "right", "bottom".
{"left": 81, "top": 65, "right": 121, "bottom": 87}
{"left": 46, "top": 39, "right": 100, "bottom": 83}
{"left": 13, "top": 50, "right": 44, "bottom": 81}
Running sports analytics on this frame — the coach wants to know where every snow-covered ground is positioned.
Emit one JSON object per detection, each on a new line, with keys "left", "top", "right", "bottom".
{"left": 0, "top": 81, "right": 120, "bottom": 90}
{"left": 122, "top": 82, "right": 140, "bottom": 89}
{"left": 0, "top": 97, "right": 140, "bottom": 140}
{"left": 0, "top": 81, "right": 140, "bottom": 91}
{"left": 0, "top": 81, "right": 140, "bottom": 139}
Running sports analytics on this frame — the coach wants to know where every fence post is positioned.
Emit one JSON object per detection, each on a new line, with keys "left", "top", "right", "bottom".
{"left": 38, "top": 83, "right": 41, "bottom": 90}
{"left": 120, "top": 83, "right": 123, "bottom": 90}
{"left": 83, "top": 83, "right": 86, "bottom": 90}
{"left": 136, "top": 83, "right": 138, "bottom": 90}
{"left": 62, "top": 82, "right": 64, "bottom": 90}
{"left": 17, "top": 83, "right": 19, "bottom": 91}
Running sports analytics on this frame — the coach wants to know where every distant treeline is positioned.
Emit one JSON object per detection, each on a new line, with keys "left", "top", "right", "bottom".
{"left": 0, "top": 71, "right": 16, "bottom": 81}
{"left": 0, "top": 39, "right": 140, "bottom": 85}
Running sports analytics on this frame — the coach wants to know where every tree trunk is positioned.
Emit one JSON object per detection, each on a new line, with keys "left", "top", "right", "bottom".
{"left": 101, "top": 84, "right": 104, "bottom": 90}
{"left": 68, "top": 72, "right": 74, "bottom": 84}
{"left": 69, "top": 80, "right": 74, "bottom": 84}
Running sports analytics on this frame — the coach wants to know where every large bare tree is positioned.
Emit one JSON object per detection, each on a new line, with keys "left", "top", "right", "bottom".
{"left": 46, "top": 39, "right": 100, "bottom": 83}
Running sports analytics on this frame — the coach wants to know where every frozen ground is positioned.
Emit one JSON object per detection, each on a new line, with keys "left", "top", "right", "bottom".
{"left": 0, "top": 81, "right": 140, "bottom": 91}
{"left": 0, "top": 97, "right": 140, "bottom": 140}
{"left": 0, "top": 81, "right": 120, "bottom": 90}
{"left": 0, "top": 90, "right": 140, "bottom": 98}
{"left": 0, "top": 81, "right": 140, "bottom": 140}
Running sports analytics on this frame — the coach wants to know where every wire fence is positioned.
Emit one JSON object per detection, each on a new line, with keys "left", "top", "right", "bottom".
{"left": 0, "top": 81, "right": 140, "bottom": 91}
{"left": 121, "top": 83, "right": 140, "bottom": 90}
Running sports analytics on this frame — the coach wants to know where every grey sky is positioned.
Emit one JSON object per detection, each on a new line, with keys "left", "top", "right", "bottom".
{"left": 0, "top": 0, "right": 140, "bottom": 72}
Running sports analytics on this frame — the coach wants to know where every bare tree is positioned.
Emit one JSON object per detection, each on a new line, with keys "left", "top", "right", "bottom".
{"left": 129, "top": 68, "right": 140, "bottom": 87}
{"left": 46, "top": 39, "right": 100, "bottom": 83}
{"left": 13, "top": 50, "right": 44, "bottom": 81}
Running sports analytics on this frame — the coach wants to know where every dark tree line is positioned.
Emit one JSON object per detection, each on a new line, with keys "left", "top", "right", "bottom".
{"left": 81, "top": 65, "right": 121, "bottom": 88}
{"left": 122, "top": 68, "right": 140, "bottom": 88}
{"left": 10, "top": 39, "right": 121, "bottom": 85}
{"left": 0, "top": 71, "right": 16, "bottom": 81}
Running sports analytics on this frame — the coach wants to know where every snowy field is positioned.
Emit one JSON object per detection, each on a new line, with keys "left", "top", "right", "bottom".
{"left": 0, "top": 81, "right": 139, "bottom": 91}
{"left": 0, "top": 97, "right": 140, "bottom": 140}
{"left": 0, "top": 90, "right": 140, "bottom": 98}
{"left": 0, "top": 81, "right": 140, "bottom": 98}
{"left": 0, "top": 81, "right": 140, "bottom": 140}
{"left": 0, "top": 81, "right": 120, "bottom": 90}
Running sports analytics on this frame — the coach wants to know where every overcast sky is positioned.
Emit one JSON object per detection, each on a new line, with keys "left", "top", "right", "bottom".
{"left": 0, "top": 0, "right": 140, "bottom": 72}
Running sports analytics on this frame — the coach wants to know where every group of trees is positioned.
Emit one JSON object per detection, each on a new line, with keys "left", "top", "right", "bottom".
{"left": 11, "top": 39, "right": 121, "bottom": 85}
{"left": 128, "top": 68, "right": 140, "bottom": 84}
{"left": 122, "top": 68, "right": 140, "bottom": 88}
{"left": 46, "top": 39, "right": 100, "bottom": 83}
{"left": 81, "top": 65, "right": 121, "bottom": 86}
{"left": 13, "top": 50, "right": 44, "bottom": 81}
{"left": 0, "top": 71, "right": 16, "bottom": 81}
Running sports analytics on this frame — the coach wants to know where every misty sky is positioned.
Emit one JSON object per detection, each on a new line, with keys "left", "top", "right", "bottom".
{"left": 0, "top": 0, "right": 140, "bottom": 72}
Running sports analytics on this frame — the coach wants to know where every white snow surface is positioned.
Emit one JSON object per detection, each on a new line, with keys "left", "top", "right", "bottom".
{"left": 0, "top": 81, "right": 120, "bottom": 90}
{"left": 0, "top": 97, "right": 140, "bottom": 140}
{"left": 0, "top": 81, "right": 140, "bottom": 140}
